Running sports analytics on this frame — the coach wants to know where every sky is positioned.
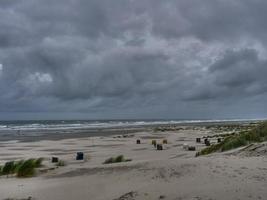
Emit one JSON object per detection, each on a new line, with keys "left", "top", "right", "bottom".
{"left": 0, "top": 0, "right": 267, "bottom": 120}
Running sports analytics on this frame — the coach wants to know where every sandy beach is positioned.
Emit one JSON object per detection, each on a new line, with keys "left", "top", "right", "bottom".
{"left": 0, "top": 122, "right": 266, "bottom": 200}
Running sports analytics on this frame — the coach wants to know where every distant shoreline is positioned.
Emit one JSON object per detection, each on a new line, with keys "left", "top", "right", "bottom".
{"left": 0, "top": 118, "right": 263, "bottom": 132}
{"left": 0, "top": 119, "right": 263, "bottom": 142}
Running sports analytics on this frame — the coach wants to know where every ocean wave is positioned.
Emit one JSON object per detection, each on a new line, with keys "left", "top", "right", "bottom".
{"left": 0, "top": 119, "right": 261, "bottom": 131}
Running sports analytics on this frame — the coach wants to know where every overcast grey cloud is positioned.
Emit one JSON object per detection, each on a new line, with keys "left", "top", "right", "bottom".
{"left": 0, "top": 0, "right": 267, "bottom": 120}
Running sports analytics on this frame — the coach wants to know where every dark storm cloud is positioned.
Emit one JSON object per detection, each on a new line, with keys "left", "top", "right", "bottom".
{"left": 150, "top": 0, "right": 267, "bottom": 42}
{"left": 185, "top": 49, "right": 267, "bottom": 101}
{"left": 0, "top": 0, "right": 267, "bottom": 119}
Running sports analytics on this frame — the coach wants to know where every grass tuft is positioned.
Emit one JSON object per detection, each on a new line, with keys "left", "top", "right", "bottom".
{"left": 0, "top": 158, "right": 44, "bottom": 178}
{"left": 56, "top": 160, "right": 66, "bottom": 167}
{"left": 103, "top": 155, "right": 132, "bottom": 164}
{"left": 2, "top": 161, "right": 16, "bottom": 175}
{"left": 34, "top": 158, "right": 43, "bottom": 168}
{"left": 114, "top": 155, "right": 124, "bottom": 162}
{"left": 16, "top": 159, "right": 36, "bottom": 178}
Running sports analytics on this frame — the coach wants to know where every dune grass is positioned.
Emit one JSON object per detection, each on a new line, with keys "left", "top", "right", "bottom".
{"left": 197, "top": 121, "right": 267, "bottom": 156}
{"left": 16, "top": 159, "right": 36, "bottom": 177}
{"left": 103, "top": 155, "right": 132, "bottom": 164}
{"left": 56, "top": 160, "right": 66, "bottom": 167}
{"left": 163, "top": 139, "right": 168, "bottom": 144}
{"left": 1, "top": 161, "right": 19, "bottom": 176}
{"left": 14, "top": 160, "right": 25, "bottom": 173}
{"left": 34, "top": 158, "right": 43, "bottom": 168}
{"left": 0, "top": 158, "right": 43, "bottom": 177}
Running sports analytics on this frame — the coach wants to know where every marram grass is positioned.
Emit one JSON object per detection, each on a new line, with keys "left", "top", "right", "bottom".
{"left": 0, "top": 158, "right": 43, "bottom": 178}
{"left": 56, "top": 160, "right": 66, "bottom": 167}
{"left": 103, "top": 155, "right": 132, "bottom": 164}
{"left": 197, "top": 121, "right": 267, "bottom": 156}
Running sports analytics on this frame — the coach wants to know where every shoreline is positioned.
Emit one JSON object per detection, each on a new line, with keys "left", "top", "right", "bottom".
{"left": 0, "top": 120, "right": 260, "bottom": 142}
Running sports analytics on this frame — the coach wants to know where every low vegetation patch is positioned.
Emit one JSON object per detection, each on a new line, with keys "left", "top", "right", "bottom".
{"left": 56, "top": 160, "right": 66, "bottom": 167}
{"left": 1, "top": 161, "right": 16, "bottom": 175}
{"left": 34, "top": 158, "right": 43, "bottom": 168}
{"left": 197, "top": 121, "right": 267, "bottom": 156}
{"left": 0, "top": 158, "right": 43, "bottom": 178}
{"left": 205, "top": 123, "right": 257, "bottom": 132}
{"left": 154, "top": 126, "right": 183, "bottom": 132}
{"left": 17, "top": 159, "right": 37, "bottom": 177}
{"left": 204, "top": 132, "right": 236, "bottom": 139}
{"left": 103, "top": 155, "right": 132, "bottom": 164}
{"left": 4, "top": 197, "right": 33, "bottom": 200}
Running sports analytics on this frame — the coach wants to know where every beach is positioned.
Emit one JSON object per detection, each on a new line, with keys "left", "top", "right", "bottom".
{"left": 0, "top": 121, "right": 266, "bottom": 200}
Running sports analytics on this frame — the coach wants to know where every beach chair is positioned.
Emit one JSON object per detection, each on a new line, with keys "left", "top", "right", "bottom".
{"left": 76, "top": 152, "right": 84, "bottom": 160}
{"left": 188, "top": 146, "right": 196, "bottom": 151}
{"left": 52, "top": 157, "right": 59, "bottom": 163}
{"left": 156, "top": 144, "right": 163, "bottom": 150}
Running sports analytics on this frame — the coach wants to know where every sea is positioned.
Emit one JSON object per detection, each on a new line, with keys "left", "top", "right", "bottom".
{"left": 0, "top": 119, "right": 257, "bottom": 132}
